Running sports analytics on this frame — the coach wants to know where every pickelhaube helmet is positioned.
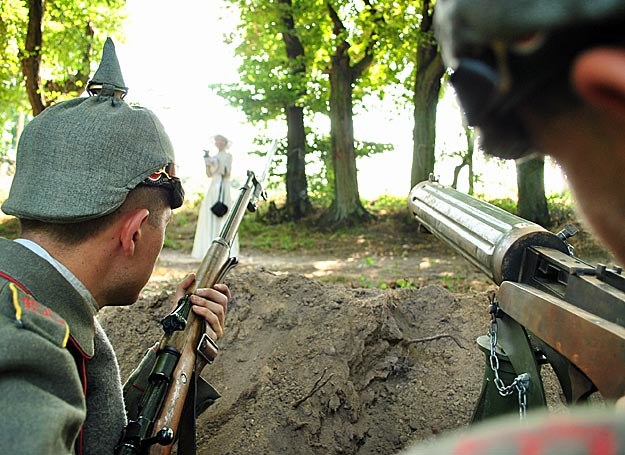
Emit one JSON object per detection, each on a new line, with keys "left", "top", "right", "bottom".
{"left": 434, "top": 0, "right": 625, "bottom": 158}
{"left": 2, "top": 38, "right": 184, "bottom": 222}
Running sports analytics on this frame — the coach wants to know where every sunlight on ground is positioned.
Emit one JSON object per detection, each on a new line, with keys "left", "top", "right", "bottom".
{"left": 310, "top": 258, "right": 357, "bottom": 277}
{"left": 419, "top": 258, "right": 432, "bottom": 269}
{"left": 313, "top": 260, "right": 341, "bottom": 270}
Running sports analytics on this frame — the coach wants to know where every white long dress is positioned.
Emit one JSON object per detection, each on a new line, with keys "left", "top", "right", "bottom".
{"left": 192, "top": 150, "right": 240, "bottom": 259}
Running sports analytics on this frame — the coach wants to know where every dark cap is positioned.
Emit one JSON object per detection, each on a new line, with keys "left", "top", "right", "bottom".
{"left": 435, "top": 0, "right": 625, "bottom": 158}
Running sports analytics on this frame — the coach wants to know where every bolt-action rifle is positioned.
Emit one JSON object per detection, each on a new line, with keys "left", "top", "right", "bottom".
{"left": 408, "top": 177, "right": 625, "bottom": 420}
{"left": 115, "top": 142, "right": 278, "bottom": 455}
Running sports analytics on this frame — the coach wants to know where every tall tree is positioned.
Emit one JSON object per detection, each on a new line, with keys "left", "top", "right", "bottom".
{"left": 277, "top": 0, "right": 312, "bottom": 219}
{"left": 218, "top": 0, "right": 318, "bottom": 220}
{"left": 1, "top": 0, "right": 124, "bottom": 153}
{"left": 323, "top": 1, "right": 381, "bottom": 225}
{"left": 451, "top": 121, "right": 476, "bottom": 195}
{"left": 219, "top": 0, "right": 401, "bottom": 226}
{"left": 21, "top": 0, "right": 46, "bottom": 115}
{"left": 410, "top": 0, "right": 445, "bottom": 187}
{"left": 517, "top": 156, "right": 549, "bottom": 226}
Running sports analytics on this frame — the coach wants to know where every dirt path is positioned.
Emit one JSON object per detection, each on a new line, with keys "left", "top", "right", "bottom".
{"left": 152, "top": 244, "right": 493, "bottom": 293}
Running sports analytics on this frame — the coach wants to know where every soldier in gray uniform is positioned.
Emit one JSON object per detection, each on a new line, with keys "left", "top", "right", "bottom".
{"left": 403, "top": 1, "right": 625, "bottom": 454}
{"left": 0, "top": 39, "right": 229, "bottom": 454}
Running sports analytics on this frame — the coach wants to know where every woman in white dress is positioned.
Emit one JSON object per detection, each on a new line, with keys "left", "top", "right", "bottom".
{"left": 192, "top": 134, "right": 240, "bottom": 259}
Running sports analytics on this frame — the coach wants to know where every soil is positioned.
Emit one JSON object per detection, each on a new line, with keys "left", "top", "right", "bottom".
{"left": 98, "top": 233, "right": 573, "bottom": 454}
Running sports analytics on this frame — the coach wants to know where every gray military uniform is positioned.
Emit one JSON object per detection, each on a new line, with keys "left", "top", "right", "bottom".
{"left": 0, "top": 37, "right": 186, "bottom": 454}
{"left": 0, "top": 238, "right": 126, "bottom": 454}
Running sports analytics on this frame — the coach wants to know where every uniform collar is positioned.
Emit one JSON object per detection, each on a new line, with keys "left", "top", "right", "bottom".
{"left": 0, "top": 238, "right": 96, "bottom": 356}
{"left": 15, "top": 238, "right": 99, "bottom": 311}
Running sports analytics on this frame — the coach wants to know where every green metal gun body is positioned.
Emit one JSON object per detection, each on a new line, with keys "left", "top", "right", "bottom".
{"left": 116, "top": 165, "right": 272, "bottom": 455}
{"left": 408, "top": 180, "right": 625, "bottom": 418}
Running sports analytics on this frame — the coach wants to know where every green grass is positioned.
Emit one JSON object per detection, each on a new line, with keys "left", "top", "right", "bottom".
{"left": 482, "top": 192, "right": 576, "bottom": 232}
{"left": 235, "top": 194, "right": 412, "bottom": 253}
{"left": 0, "top": 216, "right": 19, "bottom": 239}
{"left": 238, "top": 217, "right": 319, "bottom": 251}
{"left": 164, "top": 198, "right": 201, "bottom": 250}
{"left": 0, "top": 192, "right": 609, "bottom": 262}
{"left": 482, "top": 196, "right": 518, "bottom": 215}
{"left": 378, "top": 278, "right": 416, "bottom": 290}
{"left": 436, "top": 273, "right": 466, "bottom": 293}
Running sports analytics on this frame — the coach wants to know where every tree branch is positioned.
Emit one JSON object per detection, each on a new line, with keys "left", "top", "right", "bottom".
{"left": 350, "top": 0, "right": 384, "bottom": 80}
{"left": 326, "top": 1, "right": 345, "bottom": 36}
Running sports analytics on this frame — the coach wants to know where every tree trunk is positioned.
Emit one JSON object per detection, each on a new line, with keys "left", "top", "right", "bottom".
{"left": 279, "top": 0, "right": 311, "bottom": 220}
{"left": 285, "top": 105, "right": 312, "bottom": 219}
{"left": 466, "top": 125, "right": 475, "bottom": 195}
{"left": 22, "top": 0, "right": 46, "bottom": 116}
{"left": 410, "top": 0, "right": 445, "bottom": 188}
{"left": 326, "top": 48, "right": 370, "bottom": 226}
{"left": 452, "top": 123, "right": 476, "bottom": 194}
{"left": 516, "top": 156, "right": 550, "bottom": 226}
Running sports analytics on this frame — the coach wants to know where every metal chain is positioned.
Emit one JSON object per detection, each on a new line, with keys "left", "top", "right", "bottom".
{"left": 516, "top": 374, "right": 529, "bottom": 419}
{"left": 487, "top": 292, "right": 530, "bottom": 420}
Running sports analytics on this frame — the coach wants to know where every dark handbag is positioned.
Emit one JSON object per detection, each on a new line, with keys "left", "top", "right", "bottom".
{"left": 210, "top": 179, "right": 228, "bottom": 217}
{"left": 211, "top": 201, "right": 228, "bottom": 217}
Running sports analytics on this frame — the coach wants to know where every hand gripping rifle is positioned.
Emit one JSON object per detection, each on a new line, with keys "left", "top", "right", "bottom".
{"left": 116, "top": 142, "right": 278, "bottom": 455}
{"left": 408, "top": 177, "right": 625, "bottom": 421}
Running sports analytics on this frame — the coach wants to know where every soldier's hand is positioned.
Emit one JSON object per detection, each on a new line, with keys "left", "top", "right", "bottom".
{"left": 174, "top": 274, "right": 230, "bottom": 340}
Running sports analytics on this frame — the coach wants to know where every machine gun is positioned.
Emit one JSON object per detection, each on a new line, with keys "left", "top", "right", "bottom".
{"left": 116, "top": 142, "right": 278, "bottom": 455}
{"left": 408, "top": 178, "right": 625, "bottom": 420}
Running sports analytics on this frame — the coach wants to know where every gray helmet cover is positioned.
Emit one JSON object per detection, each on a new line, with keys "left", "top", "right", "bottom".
{"left": 2, "top": 38, "right": 178, "bottom": 222}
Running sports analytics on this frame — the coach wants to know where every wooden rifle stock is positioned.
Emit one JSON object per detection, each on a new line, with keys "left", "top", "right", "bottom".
{"left": 116, "top": 143, "right": 277, "bottom": 455}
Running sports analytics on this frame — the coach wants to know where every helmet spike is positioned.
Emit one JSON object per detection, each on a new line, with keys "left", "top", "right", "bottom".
{"left": 87, "top": 37, "right": 128, "bottom": 99}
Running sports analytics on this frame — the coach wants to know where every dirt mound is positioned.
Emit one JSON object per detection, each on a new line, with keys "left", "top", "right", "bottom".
{"left": 99, "top": 266, "right": 491, "bottom": 454}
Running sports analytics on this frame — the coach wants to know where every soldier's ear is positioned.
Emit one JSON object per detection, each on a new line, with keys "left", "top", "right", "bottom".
{"left": 119, "top": 209, "right": 149, "bottom": 256}
{"left": 572, "top": 47, "right": 625, "bottom": 123}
